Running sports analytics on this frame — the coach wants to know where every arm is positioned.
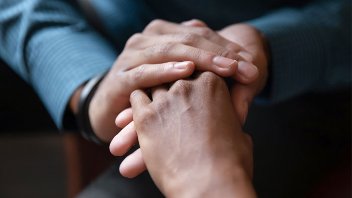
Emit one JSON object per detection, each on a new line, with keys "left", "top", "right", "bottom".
{"left": 0, "top": 0, "right": 116, "bottom": 128}
{"left": 245, "top": 0, "right": 350, "bottom": 102}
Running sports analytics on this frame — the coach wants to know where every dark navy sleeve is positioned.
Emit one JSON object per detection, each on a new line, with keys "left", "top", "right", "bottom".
{"left": 248, "top": 0, "right": 351, "bottom": 102}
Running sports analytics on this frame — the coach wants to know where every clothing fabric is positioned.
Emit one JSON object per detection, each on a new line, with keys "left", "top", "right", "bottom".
{"left": 0, "top": 0, "right": 350, "bottom": 128}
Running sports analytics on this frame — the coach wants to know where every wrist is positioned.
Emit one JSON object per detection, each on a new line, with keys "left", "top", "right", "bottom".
{"left": 164, "top": 162, "right": 255, "bottom": 198}
{"left": 75, "top": 73, "right": 107, "bottom": 144}
{"left": 69, "top": 86, "right": 84, "bottom": 115}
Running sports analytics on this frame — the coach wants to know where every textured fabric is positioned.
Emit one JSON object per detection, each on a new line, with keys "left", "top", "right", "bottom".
{"left": 0, "top": 0, "right": 116, "bottom": 127}
{"left": 249, "top": 0, "right": 351, "bottom": 102}
{"left": 0, "top": 0, "right": 350, "bottom": 128}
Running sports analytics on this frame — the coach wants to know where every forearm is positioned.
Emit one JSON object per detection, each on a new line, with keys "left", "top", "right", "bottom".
{"left": 0, "top": 0, "right": 115, "bottom": 128}
{"left": 247, "top": 0, "right": 350, "bottom": 102}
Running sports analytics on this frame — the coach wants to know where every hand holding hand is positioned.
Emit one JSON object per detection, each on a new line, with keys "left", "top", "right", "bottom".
{"left": 84, "top": 19, "right": 260, "bottom": 142}
{"left": 112, "top": 72, "right": 255, "bottom": 197}
{"left": 110, "top": 20, "right": 268, "bottom": 177}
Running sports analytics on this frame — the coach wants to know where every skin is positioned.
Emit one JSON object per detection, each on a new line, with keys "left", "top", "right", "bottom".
{"left": 110, "top": 20, "right": 269, "bottom": 178}
{"left": 117, "top": 72, "right": 256, "bottom": 197}
{"left": 69, "top": 19, "right": 261, "bottom": 142}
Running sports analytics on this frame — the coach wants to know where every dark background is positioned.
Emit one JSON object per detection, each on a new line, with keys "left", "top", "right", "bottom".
{"left": 0, "top": 60, "right": 65, "bottom": 198}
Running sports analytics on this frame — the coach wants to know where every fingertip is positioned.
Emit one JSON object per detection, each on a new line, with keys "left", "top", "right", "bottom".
{"left": 215, "top": 60, "right": 238, "bottom": 77}
{"left": 237, "top": 61, "right": 259, "bottom": 84}
{"left": 170, "top": 61, "right": 195, "bottom": 79}
{"left": 109, "top": 136, "right": 121, "bottom": 156}
{"left": 180, "top": 61, "right": 195, "bottom": 74}
{"left": 119, "top": 149, "right": 146, "bottom": 178}
{"left": 115, "top": 108, "right": 133, "bottom": 128}
{"left": 173, "top": 61, "right": 194, "bottom": 70}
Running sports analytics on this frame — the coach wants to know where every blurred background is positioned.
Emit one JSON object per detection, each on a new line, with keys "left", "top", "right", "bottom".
{"left": 0, "top": 60, "right": 114, "bottom": 198}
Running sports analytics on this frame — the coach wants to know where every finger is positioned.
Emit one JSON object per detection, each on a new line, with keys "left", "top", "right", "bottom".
{"left": 144, "top": 20, "right": 244, "bottom": 52}
{"left": 234, "top": 61, "right": 259, "bottom": 84}
{"left": 127, "top": 33, "right": 242, "bottom": 62}
{"left": 128, "top": 34, "right": 257, "bottom": 83}
{"left": 230, "top": 84, "right": 256, "bottom": 125}
{"left": 136, "top": 44, "right": 237, "bottom": 77}
{"left": 126, "top": 61, "right": 196, "bottom": 91}
{"left": 119, "top": 148, "right": 146, "bottom": 178}
{"left": 130, "top": 89, "right": 151, "bottom": 112}
{"left": 110, "top": 121, "right": 138, "bottom": 156}
{"left": 115, "top": 108, "right": 133, "bottom": 128}
{"left": 181, "top": 19, "right": 207, "bottom": 27}
{"left": 151, "top": 85, "right": 168, "bottom": 99}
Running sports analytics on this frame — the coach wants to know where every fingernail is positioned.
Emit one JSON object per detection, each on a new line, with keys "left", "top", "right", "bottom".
{"left": 213, "top": 56, "right": 236, "bottom": 68}
{"left": 238, "top": 61, "right": 258, "bottom": 80}
{"left": 174, "top": 61, "right": 191, "bottom": 69}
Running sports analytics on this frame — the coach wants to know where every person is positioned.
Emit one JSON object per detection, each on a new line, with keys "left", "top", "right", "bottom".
{"left": 0, "top": 0, "right": 349, "bottom": 142}
{"left": 0, "top": 0, "right": 350, "bottom": 197}
{"left": 111, "top": 72, "right": 256, "bottom": 197}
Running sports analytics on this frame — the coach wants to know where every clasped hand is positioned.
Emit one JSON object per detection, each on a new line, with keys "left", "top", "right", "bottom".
{"left": 90, "top": 19, "right": 267, "bottom": 180}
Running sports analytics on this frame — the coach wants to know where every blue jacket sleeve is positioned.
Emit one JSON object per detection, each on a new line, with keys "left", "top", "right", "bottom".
{"left": 248, "top": 0, "right": 351, "bottom": 103}
{"left": 0, "top": 0, "right": 117, "bottom": 128}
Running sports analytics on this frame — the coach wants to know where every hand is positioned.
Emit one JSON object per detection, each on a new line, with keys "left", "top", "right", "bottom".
{"left": 110, "top": 20, "right": 268, "bottom": 177}
{"left": 129, "top": 19, "right": 267, "bottom": 125}
{"left": 73, "top": 19, "right": 259, "bottom": 142}
{"left": 218, "top": 23, "right": 269, "bottom": 123}
{"left": 111, "top": 72, "right": 255, "bottom": 197}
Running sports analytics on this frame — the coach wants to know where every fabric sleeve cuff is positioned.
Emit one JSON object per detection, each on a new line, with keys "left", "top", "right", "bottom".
{"left": 27, "top": 29, "right": 116, "bottom": 128}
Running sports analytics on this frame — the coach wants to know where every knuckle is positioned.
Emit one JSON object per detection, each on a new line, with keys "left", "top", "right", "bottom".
{"left": 218, "top": 49, "right": 232, "bottom": 58}
{"left": 198, "top": 71, "right": 224, "bottom": 89}
{"left": 197, "top": 27, "right": 213, "bottom": 38}
{"left": 138, "top": 107, "right": 156, "bottom": 126}
{"left": 125, "top": 33, "right": 143, "bottom": 48}
{"left": 132, "top": 64, "right": 146, "bottom": 82}
{"left": 226, "top": 43, "right": 241, "bottom": 53}
{"left": 187, "top": 47, "right": 202, "bottom": 61}
{"left": 200, "top": 71, "right": 220, "bottom": 82}
{"left": 153, "top": 98, "right": 170, "bottom": 113}
{"left": 179, "top": 33, "right": 199, "bottom": 44}
{"left": 143, "top": 43, "right": 174, "bottom": 58}
{"left": 145, "top": 19, "right": 165, "bottom": 31}
{"left": 171, "top": 80, "right": 193, "bottom": 97}
{"left": 153, "top": 43, "right": 174, "bottom": 56}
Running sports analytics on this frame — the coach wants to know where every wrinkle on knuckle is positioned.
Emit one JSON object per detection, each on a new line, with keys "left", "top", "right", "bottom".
{"left": 187, "top": 47, "right": 202, "bottom": 62}
{"left": 138, "top": 107, "right": 156, "bottom": 128}
{"left": 132, "top": 64, "right": 146, "bottom": 82}
{"left": 157, "top": 43, "right": 174, "bottom": 55}
{"left": 154, "top": 98, "right": 170, "bottom": 113}
{"left": 180, "top": 33, "right": 198, "bottom": 45}
{"left": 198, "top": 71, "right": 224, "bottom": 89}
{"left": 171, "top": 80, "right": 193, "bottom": 97}
{"left": 143, "top": 43, "right": 174, "bottom": 59}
